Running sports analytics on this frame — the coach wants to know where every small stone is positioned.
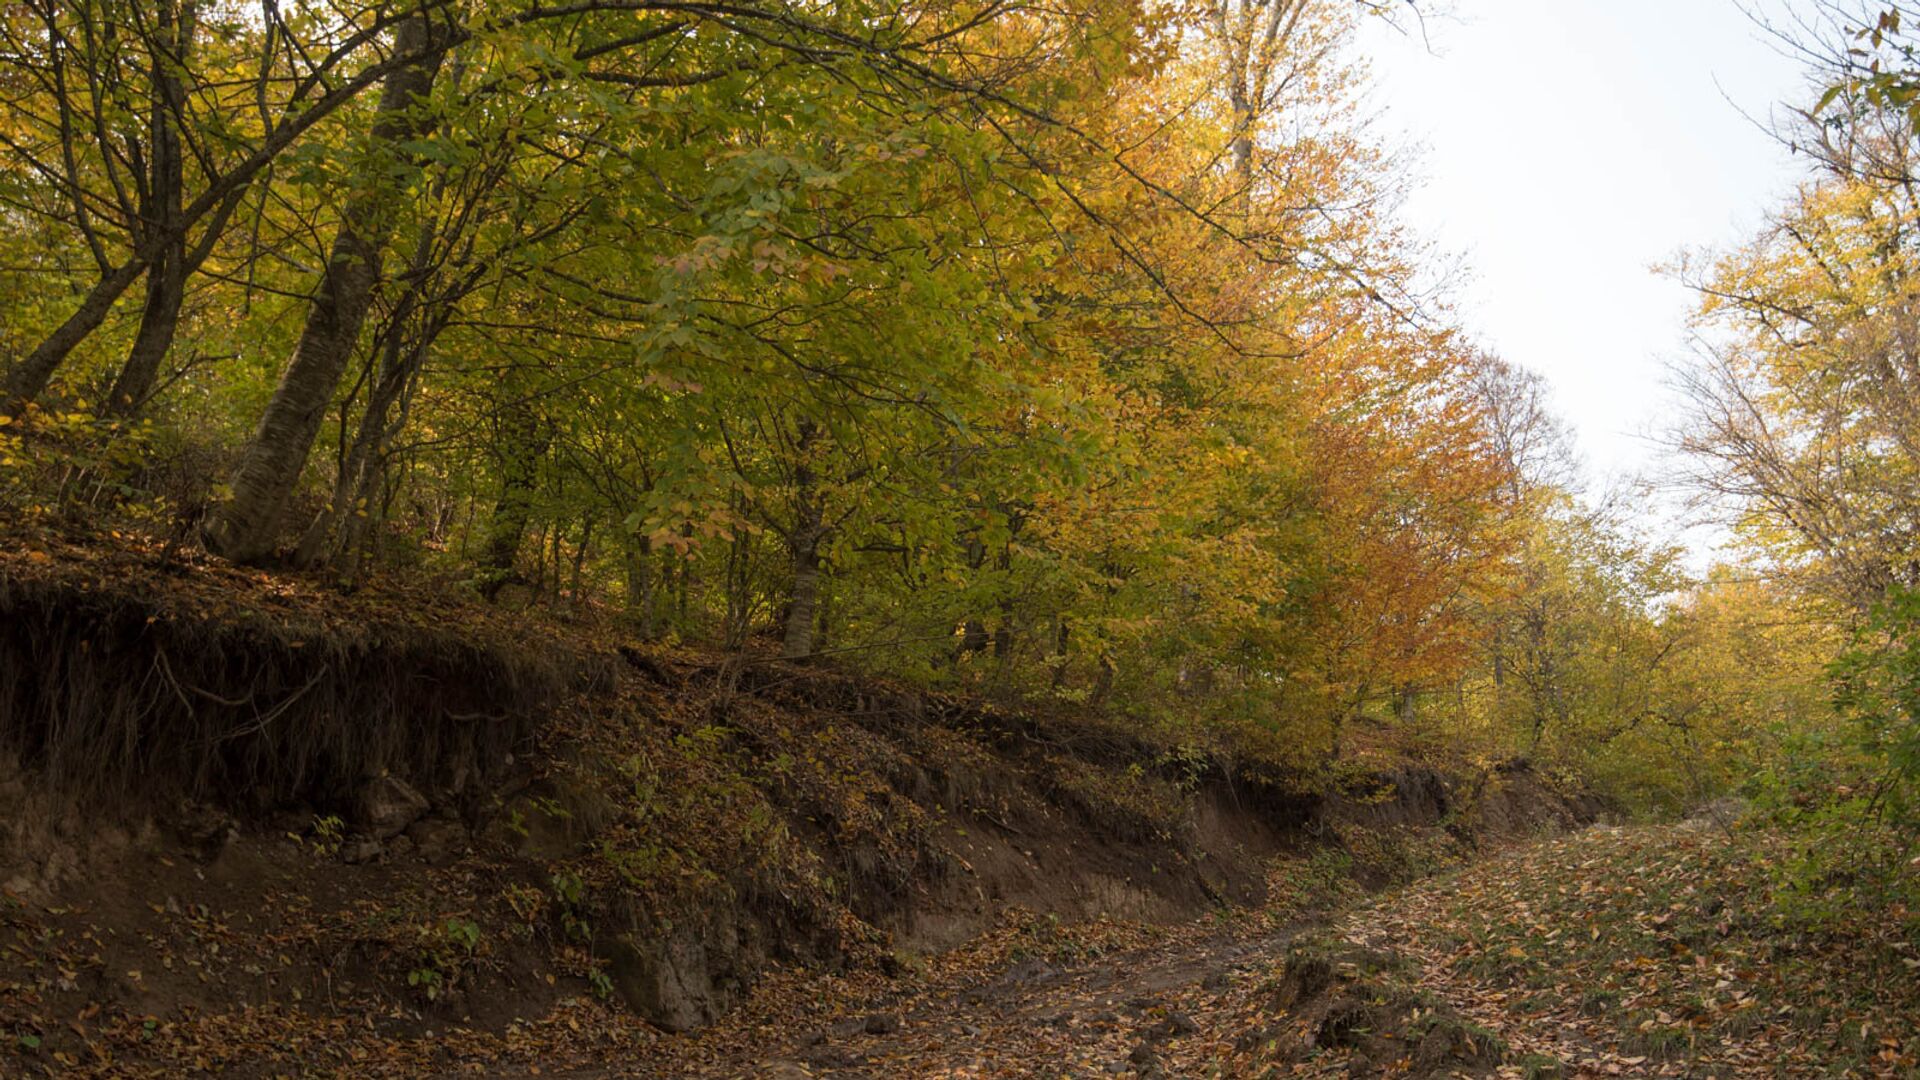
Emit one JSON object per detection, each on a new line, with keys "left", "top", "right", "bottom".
{"left": 354, "top": 776, "right": 429, "bottom": 840}
{"left": 341, "top": 836, "right": 383, "bottom": 864}
{"left": 405, "top": 816, "right": 467, "bottom": 865}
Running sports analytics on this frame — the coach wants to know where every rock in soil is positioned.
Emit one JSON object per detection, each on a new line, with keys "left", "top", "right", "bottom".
{"left": 353, "top": 775, "right": 429, "bottom": 840}
{"left": 405, "top": 815, "right": 468, "bottom": 865}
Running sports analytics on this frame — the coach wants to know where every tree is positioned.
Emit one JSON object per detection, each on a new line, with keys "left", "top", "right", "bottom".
{"left": 201, "top": 10, "right": 452, "bottom": 562}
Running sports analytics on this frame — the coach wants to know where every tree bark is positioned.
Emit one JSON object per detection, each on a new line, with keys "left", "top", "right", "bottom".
{"left": 567, "top": 515, "right": 595, "bottom": 605}
{"left": 103, "top": 0, "right": 195, "bottom": 419}
{"left": 476, "top": 399, "right": 545, "bottom": 599}
{"left": 293, "top": 278, "right": 443, "bottom": 568}
{"left": 201, "top": 13, "right": 447, "bottom": 562}
{"left": 5, "top": 0, "right": 447, "bottom": 420}
{"left": 781, "top": 451, "right": 824, "bottom": 659}
{"left": 107, "top": 246, "right": 186, "bottom": 418}
{"left": 2, "top": 260, "right": 149, "bottom": 417}
{"left": 625, "top": 535, "right": 656, "bottom": 639}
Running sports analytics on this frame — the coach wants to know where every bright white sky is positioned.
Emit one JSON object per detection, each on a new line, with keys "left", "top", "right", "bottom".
{"left": 1357, "top": 0, "right": 1817, "bottom": 490}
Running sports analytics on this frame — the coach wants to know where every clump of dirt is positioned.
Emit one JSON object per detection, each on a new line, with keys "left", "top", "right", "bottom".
{"left": 1247, "top": 932, "right": 1511, "bottom": 1078}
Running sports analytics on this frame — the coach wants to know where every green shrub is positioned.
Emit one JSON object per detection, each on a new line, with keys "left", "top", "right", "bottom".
{"left": 1763, "top": 585, "right": 1920, "bottom": 924}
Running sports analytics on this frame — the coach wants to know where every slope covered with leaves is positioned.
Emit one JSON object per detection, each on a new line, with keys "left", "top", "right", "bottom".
{"left": 1238, "top": 820, "right": 1920, "bottom": 1078}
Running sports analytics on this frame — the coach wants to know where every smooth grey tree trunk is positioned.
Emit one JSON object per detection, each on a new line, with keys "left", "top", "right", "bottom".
{"left": 202, "top": 14, "right": 446, "bottom": 562}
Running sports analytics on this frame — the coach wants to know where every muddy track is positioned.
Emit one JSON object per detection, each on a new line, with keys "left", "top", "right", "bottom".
{"left": 579, "top": 915, "right": 1307, "bottom": 1079}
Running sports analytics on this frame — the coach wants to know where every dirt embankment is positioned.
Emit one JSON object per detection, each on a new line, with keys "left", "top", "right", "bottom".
{"left": 0, "top": 532, "right": 1600, "bottom": 1076}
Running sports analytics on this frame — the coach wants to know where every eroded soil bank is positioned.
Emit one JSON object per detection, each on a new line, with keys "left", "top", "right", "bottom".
{"left": 0, "top": 532, "right": 1598, "bottom": 1077}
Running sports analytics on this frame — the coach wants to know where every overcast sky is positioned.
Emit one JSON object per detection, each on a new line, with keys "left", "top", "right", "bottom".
{"left": 1356, "top": 0, "right": 1819, "bottom": 496}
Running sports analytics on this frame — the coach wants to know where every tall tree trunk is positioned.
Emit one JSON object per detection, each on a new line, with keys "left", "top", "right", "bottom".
{"left": 320, "top": 333, "right": 428, "bottom": 581}
{"left": 1229, "top": 96, "right": 1254, "bottom": 206}
{"left": 954, "top": 534, "right": 991, "bottom": 660}
{"left": 293, "top": 330, "right": 415, "bottom": 568}
{"left": 675, "top": 529, "right": 691, "bottom": 625}
{"left": 781, "top": 430, "right": 824, "bottom": 659}
{"left": 568, "top": 515, "right": 595, "bottom": 605}
{"left": 723, "top": 497, "right": 754, "bottom": 651}
{"left": 625, "top": 535, "right": 656, "bottom": 639}
{"left": 782, "top": 529, "right": 822, "bottom": 659}
{"left": 107, "top": 247, "right": 186, "bottom": 418}
{"left": 990, "top": 540, "right": 1015, "bottom": 663}
{"left": 201, "top": 13, "right": 447, "bottom": 562}
{"left": 476, "top": 398, "right": 545, "bottom": 599}
{"left": 1090, "top": 653, "right": 1116, "bottom": 705}
{"left": 293, "top": 278, "right": 442, "bottom": 568}
{"left": 103, "top": 0, "right": 195, "bottom": 419}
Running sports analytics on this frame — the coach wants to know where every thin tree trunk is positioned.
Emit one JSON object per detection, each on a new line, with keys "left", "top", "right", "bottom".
{"left": 293, "top": 290, "right": 441, "bottom": 567}
{"left": 952, "top": 531, "right": 991, "bottom": 661}
{"left": 814, "top": 574, "right": 831, "bottom": 653}
{"left": 107, "top": 247, "right": 186, "bottom": 418}
{"left": 568, "top": 515, "right": 594, "bottom": 605}
{"left": 724, "top": 499, "right": 754, "bottom": 651}
{"left": 477, "top": 399, "right": 544, "bottom": 599}
{"left": 780, "top": 420, "right": 827, "bottom": 659}
{"left": 990, "top": 541, "right": 1015, "bottom": 663}
{"left": 2, "top": 260, "right": 148, "bottom": 417}
{"left": 201, "top": 13, "right": 447, "bottom": 562}
{"left": 1090, "top": 653, "right": 1115, "bottom": 705}
{"left": 675, "top": 531, "right": 690, "bottom": 625}
{"left": 626, "top": 534, "right": 656, "bottom": 638}
{"left": 543, "top": 523, "right": 562, "bottom": 603}
{"left": 103, "top": 0, "right": 194, "bottom": 419}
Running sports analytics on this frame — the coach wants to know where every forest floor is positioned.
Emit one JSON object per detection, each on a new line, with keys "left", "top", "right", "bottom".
{"left": 8, "top": 806, "right": 1920, "bottom": 1076}
{"left": 626, "top": 818, "right": 1920, "bottom": 1079}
